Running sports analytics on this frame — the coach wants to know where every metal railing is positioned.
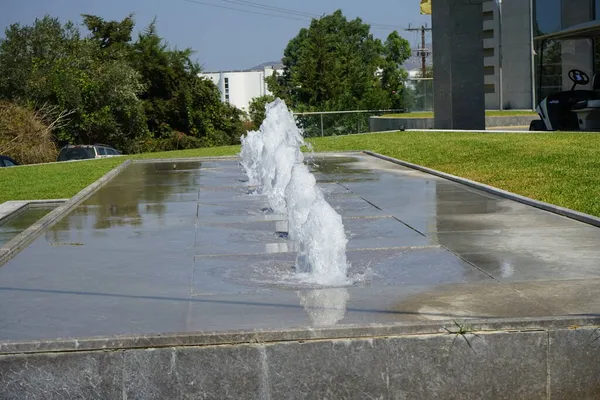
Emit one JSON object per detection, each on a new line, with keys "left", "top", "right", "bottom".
{"left": 287, "top": 78, "right": 434, "bottom": 137}
{"left": 403, "top": 78, "right": 434, "bottom": 113}
{"left": 292, "top": 109, "right": 405, "bottom": 137}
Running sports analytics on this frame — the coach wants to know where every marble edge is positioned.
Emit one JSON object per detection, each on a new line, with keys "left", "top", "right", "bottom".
{"left": 133, "top": 155, "right": 240, "bottom": 163}
{"left": 132, "top": 151, "right": 363, "bottom": 164}
{"left": 370, "top": 115, "right": 535, "bottom": 121}
{"left": 1, "top": 315, "right": 599, "bottom": 356}
{"left": 0, "top": 201, "right": 29, "bottom": 224}
{"left": 0, "top": 160, "right": 132, "bottom": 266}
{"left": 363, "top": 151, "right": 600, "bottom": 228}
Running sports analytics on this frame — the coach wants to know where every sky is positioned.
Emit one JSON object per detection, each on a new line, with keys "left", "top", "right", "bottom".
{"left": 0, "top": 0, "right": 431, "bottom": 71}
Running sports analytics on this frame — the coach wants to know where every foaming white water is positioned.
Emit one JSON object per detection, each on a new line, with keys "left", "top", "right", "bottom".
{"left": 239, "top": 98, "right": 350, "bottom": 286}
{"left": 239, "top": 130, "right": 264, "bottom": 187}
{"left": 255, "top": 99, "right": 305, "bottom": 213}
{"left": 298, "top": 288, "right": 349, "bottom": 326}
{"left": 287, "top": 163, "right": 349, "bottom": 285}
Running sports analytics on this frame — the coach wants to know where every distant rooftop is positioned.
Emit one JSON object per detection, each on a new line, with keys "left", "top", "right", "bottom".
{"left": 202, "top": 60, "right": 284, "bottom": 74}
{"left": 248, "top": 60, "right": 284, "bottom": 71}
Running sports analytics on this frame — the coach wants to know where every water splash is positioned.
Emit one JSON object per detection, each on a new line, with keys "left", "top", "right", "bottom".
{"left": 240, "top": 98, "right": 350, "bottom": 286}
{"left": 239, "top": 130, "right": 264, "bottom": 187}
{"left": 298, "top": 288, "right": 349, "bottom": 326}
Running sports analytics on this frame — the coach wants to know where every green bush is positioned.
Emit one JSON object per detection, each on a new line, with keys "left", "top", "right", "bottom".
{"left": 0, "top": 101, "right": 58, "bottom": 164}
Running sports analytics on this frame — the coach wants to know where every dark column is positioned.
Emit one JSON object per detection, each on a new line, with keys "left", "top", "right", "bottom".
{"left": 432, "top": 0, "right": 485, "bottom": 130}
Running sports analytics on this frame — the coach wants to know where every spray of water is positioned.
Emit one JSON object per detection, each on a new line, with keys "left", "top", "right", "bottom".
{"left": 240, "top": 98, "right": 350, "bottom": 286}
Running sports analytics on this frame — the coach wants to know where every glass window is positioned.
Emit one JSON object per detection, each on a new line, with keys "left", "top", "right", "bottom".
{"left": 57, "top": 147, "right": 95, "bottom": 161}
{"left": 97, "top": 147, "right": 106, "bottom": 155}
{"left": 535, "top": 40, "right": 563, "bottom": 99}
{"left": 596, "top": 0, "right": 600, "bottom": 20}
{"left": 534, "top": 0, "right": 562, "bottom": 36}
{"left": 2, "top": 158, "right": 15, "bottom": 166}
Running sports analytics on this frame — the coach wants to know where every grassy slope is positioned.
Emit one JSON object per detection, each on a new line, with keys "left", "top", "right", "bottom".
{"left": 308, "top": 131, "right": 600, "bottom": 217}
{"left": 0, "top": 145, "right": 240, "bottom": 203}
{"left": 2, "top": 133, "right": 600, "bottom": 218}
{"left": 381, "top": 110, "right": 537, "bottom": 118}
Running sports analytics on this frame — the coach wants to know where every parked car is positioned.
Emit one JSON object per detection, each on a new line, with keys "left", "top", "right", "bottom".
{"left": 57, "top": 144, "right": 121, "bottom": 162}
{"left": 0, "top": 155, "right": 19, "bottom": 167}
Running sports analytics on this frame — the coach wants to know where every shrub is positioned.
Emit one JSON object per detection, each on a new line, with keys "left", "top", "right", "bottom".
{"left": 130, "top": 131, "right": 211, "bottom": 153}
{"left": 0, "top": 101, "right": 61, "bottom": 164}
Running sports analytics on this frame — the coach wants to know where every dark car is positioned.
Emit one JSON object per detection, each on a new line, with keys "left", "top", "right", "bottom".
{"left": 57, "top": 144, "right": 121, "bottom": 162}
{"left": 0, "top": 155, "right": 19, "bottom": 167}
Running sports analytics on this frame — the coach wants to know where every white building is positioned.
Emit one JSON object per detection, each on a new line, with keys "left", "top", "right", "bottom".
{"left": 200, "top": 65, "right": 283, "bottom": 112}
{"left": 482, "top": 0, "right": 535, "bottom": 109}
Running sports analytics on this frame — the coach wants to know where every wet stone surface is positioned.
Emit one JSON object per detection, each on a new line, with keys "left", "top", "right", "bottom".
{"left": 2, "top": 153, "right": 600, "bottom": 342}
{"left": 0, "top": 205, "right": 56, "bottom": 247}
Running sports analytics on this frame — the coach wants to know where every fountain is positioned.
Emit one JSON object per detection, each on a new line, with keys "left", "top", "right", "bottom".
{"left": 240, "top": 98, "right": 350, "bottom": 286}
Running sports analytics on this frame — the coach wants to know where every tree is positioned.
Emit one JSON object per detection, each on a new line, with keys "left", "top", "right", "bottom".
{"left": 0, "top": 14, "right": 246, "bottom": 154}
{"left": 129, "top": 19, "right": 244, "bottom": 145}
{"left": 248, "top": 95, "right": 276, "bottom": 129}
{"left": 82, "top": 13, "right": 134, "bottom": 50}
{"left": 267, "top": 10, "right": 411, "bottom": 113}
{"left": 0, "top": 15, "right": 149, "bottom": 150}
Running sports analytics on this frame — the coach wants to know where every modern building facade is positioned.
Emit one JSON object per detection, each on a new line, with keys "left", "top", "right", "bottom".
{"left": 431, "top": 0, "right": 600, "bottom": 129}
{"left": 534, "top": 0, "right": 600, "bottom": 99}
{"left": 200, "top": 66, "right": 283, "bottom": 112}
{"left": 482, "top": 0, "right": 535, "bottom": 110}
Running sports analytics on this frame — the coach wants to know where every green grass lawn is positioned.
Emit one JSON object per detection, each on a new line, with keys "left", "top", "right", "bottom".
{"left": 308, "top": 131, "right": 600, "bottom": 217}
{"left": 381, "top": 110, "right": 538, "bottom": 118}
{"left": 2, "top": 133, "right": 600, "bottom": 218}
{"left": 0, "top": 145, "right": 240, "bottom": 203}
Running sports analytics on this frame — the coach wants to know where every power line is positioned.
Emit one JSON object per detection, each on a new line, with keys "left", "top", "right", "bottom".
{"left": 219, "top": 0, "right": 405, "bottom": 29}
{"left": 219, "top": 0, "right": 319, "bottom": 18}
{"left": 183, "top": 0, "right": 310, "bottom": 22}
{"left": 219, "top": 0, "right": 403, "bottom": 29}
{"left": 183, "top": 0, "right": 406, "bottom": 31}
{"left": 405, "top": 25, "right": 432, "bottom": 77}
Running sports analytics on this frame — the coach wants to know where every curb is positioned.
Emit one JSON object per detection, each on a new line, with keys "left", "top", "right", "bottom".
{"left": 0, "top": 160, "right": 132, "bottom": 267}
{"left": 1, "top": 314, "right": 599, "bottom": 355}
{"left": 0, "top": 199, "right": 68, "bottom": 225}
{"left": 133, "top": 155, "right": 240, "bottom": 164}
{"left": 363, "top": 151, "right": 600, "bottom": 228}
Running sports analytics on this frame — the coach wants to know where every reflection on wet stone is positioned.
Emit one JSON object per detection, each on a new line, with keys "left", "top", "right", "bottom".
{"left": 2, "top": 153, "right": 600, "bottom": 342}
{"left": 298, "top": 288, "right": 349, "bottom": 326}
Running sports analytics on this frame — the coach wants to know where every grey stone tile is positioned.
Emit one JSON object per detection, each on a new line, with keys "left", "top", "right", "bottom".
{"left": 326, "top": 195, "right": 388, "bottom": 217}
{"left": 379, "top": 198, "right": 532, "bottom": 224}
{"left": 176, "top": 345, "right": 261, "bottom": 399}
{"left": 385, "top": 331, "right": 547, "bottom": 399}
{"left": 0, "top": 246, "right": 194, "bottom": 297}
{"left": 265, "top": 339, "right": 390, "bottom": 399}
{"left": 344, "top": 216, "right": 435, "bottom": 249}
{"left": 392, "top": 281, "right": 556, "bottom": 322}
{"left": 436, "top": 227, "right": 600, "bottom": 255}
{"left": 508, "top": 279, "right": 600, "bottom": 317}
{"left": 194, "top": 220, "right": 290, "bottom": 255}
{"left": 124, "top": 348, "right": 180, "bottom": 399}
{"left": 265, "top": 331, "right": 547, "bottom": 399}
{"left": 549, "top": 328, "right": 600, "bottom": 400}
{"left": 403, "top": 209, "right": 581, "bottom": 234}
{"left": 0, "top": 286, "right": 190, "bottom": 341}
{"left": 0, "top": 350, "right": 123, "bottom": 400}
{"left": 318, "top": 182, "right": 353, "bottom": 195}
{"left": 198, "top": 185, "right": 257, "bottom": 202}
{"left": 197, "top": 201, "right": 270, "bottom": 218}
{"left": 459, "top": 251, "right": 600, "bottom": 281}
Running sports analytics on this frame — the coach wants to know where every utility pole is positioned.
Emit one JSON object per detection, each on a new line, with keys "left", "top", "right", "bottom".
{"left": 405, "top": 24, "right": 432, "bottom": 77}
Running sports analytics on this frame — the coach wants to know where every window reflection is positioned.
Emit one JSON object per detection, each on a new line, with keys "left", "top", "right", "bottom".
{"left": 534, "top": 0, "right": 561, "bottom": 36}
{"left": 534, "top": 0, "right": 599, "bottom": 99}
